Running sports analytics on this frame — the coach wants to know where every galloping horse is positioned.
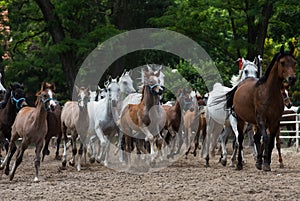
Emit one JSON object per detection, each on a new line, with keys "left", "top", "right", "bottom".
{"left": 88, "top": 77, "right": 121, "bottom": 166}
{"left": 41, "top": 82, "right": 62, "bottom": 161}
{"left": 232, "top": 45, "right": 296, "bottom": 171}
{"left": 0, "top": 83, "right": 27, "bottom": 159}
{"left": 0, "top": 82, "right": 56, "bottom": 181}
{"left": 61, "top": 86, "right": 90, "bottom": 171}
{"left": 201, "top": 58, "right": 258, "bottom": 167}
{"left": 119, "top": 71, "right": 164, "bottom": 166}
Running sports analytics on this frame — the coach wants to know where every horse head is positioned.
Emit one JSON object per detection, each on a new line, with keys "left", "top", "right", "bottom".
{"left": 118, "top": 70, "right": 136, "bottom": 95}
{"left": 37, "top": 82, "right": 57, "bottom": 111}
{"left": 75, "top": 86, "right": 90, "bottom": 108}
{"left": 10, "top": 82, "right": 27, "bottom": 110}
{"left": 105, "top": 77, "right": 120, "bottom": 107}
{"left": 278, "top": 45, "right": 297, "bottom": 86}
{"left": 230, "top": 59, "right": 258, "bottom": 87}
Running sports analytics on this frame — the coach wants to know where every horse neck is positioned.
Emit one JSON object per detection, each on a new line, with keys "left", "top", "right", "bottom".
{"left": 174, "top": 99, "right": 181, "bottom": 113}
{"left": 78, "top": 104, "right": 89, "bottom": 124}
{"left": 142, "top": 86, "right": 160, "bottom": 109}
{"left": 264, "top": 62, "right": 283, "bottom": 95}
{"left": 35, "top": 99, "right": 48, "bottom": 126}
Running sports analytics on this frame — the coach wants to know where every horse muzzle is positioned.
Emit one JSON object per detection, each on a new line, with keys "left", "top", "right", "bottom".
{"left": 111, "top": 100, "right": 118, "bottom": 107}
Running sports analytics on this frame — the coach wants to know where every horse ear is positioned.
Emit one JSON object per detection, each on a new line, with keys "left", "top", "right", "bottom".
{"left": 280, "top": 45, "right": 285, "bottom": 55}
{"left": 41, "top": 82, "right": 48, "bottom": 91}
{"left": 51, "top": 82, "right": 56, "bottom": 91}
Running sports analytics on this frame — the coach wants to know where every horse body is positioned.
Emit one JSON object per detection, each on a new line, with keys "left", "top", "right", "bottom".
{"left": 201, "top": 58, "right": 259, "bottom": 167}
{"left": 119, "top": 74, "right": 164, "bottom": 166}
{"left": 61, "top": 86, "right": 90, "bottom": 171}
{"left": 232, "top": 46, "right": 296, "bottom": 171}
{"left": 88, "top": 78, "right": 120, "bottom": 166}
{"left": 0, "top": 82, "right": 55, "bottom": 181}
{"left": 0, "top": 83, "right": 27, "bottom": 159}
{"left": 0, "top": 73, "right": 6, "bottom": 102}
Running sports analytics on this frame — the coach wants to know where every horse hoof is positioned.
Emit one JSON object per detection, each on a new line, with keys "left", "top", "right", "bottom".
{"left": 69, "top": 161, "right": 75, "bottom": 166}
{"left": 62, "top": 160, "right": 67, "bottom": 167}
{"left": 9, "top": 174, "right": 14, "bottom": 181}
{"left": 236, "top": 164, "right": 243, "bottom": 170}
{"left": 255, "top": 163, "right": 262, "bottom": 170}
{"left": 221, "top": 160, "right": 227, "bottom": 166}
{"left": 193, "top": 152, "right": 197, "bottom": 157}
{"left": 204, "top": 163, "right": 210, "bottom": 168}
{"left": 263, "top": 164, "right": 271, "bottom": 172}
{"left": 55, "top": 155, "right": 62, "bottom": 160}
{"left": 89, "top": 157, "right": 95, "bottom": 164}
{"left": 34, "top": 177, "right": 39, "bottom": 182}
{"left": 279, "top": 163, "right": 284, "bottom": 169}
{"left": 4, "top": 168, "right": 9, "bottom": 176}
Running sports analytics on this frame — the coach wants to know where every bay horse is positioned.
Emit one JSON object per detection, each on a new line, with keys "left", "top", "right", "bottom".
{"left": 232, "top": 45, "right": 296, "bottom": 171}
{"left": 0, "top": 83, "right": 27, "bottom": 160}
{"left": 61, "top": 86, "right": 90, "bottom": 171}
{"left": 119, "top": 72, "right": 164, "bottom": 166}
{"left": 41, "top": 82, "right": 62, "bottom": 161}
{"left": 201, "top": 58, "right": 259, "bottom": 167}
{"left": 0, "top": 82, "right": 56, "bottom": 181}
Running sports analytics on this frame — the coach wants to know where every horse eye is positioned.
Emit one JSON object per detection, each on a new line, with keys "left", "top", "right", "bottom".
{"left": 281, "top": 61, "right": 285, "bottom": 67}
{"left": 244, "top": 70, "right": 248, "bottom": 75}
{"left": 123, "top": 81, "right": 128, "bottom": 85}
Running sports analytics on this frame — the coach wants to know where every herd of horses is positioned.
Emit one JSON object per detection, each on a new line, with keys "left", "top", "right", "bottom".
{"left": 0, "top": 45, "right": 297, "bottom": 182}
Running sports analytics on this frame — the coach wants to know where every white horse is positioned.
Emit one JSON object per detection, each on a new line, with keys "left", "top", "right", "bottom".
{"left": 0, "top": 73, "right": 6, "bottom": 102}
{"left": 201, "top": 58, "right": 259, "bottom": 167}
{"left": 87, "top": 77, "right": 120, "bottom": 166}
{"left": 88, "top": 71, "right": 136, "bottom": 166}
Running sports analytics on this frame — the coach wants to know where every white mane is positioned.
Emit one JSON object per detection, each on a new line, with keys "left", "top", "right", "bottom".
{"left": 230, "top": 59, "right": 258, "bottom": 87}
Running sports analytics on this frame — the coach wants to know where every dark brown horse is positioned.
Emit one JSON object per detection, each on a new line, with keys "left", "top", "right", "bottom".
{"left": 232, "top": 45, "right": 296, "bottom": 171}
{"left": 0, "top": 83, "right": 27, "bottom": 159}
{"left": 0, "top": 82, "right": 56, "bottom": 181}
{"left": 40, "top": 82, "right": 62, "bottom": 161}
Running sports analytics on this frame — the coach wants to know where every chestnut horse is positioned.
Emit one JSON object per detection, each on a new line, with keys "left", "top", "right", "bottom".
{"left": 61, "top": 86, "right": 90, "bottom": 171}
{"left": 119, "top": 72, "right": 164, "bottom": 166}
{"left": 0, "top": 82, "right": 56, "bottom": 181}
{"left": 232, "top": 45, "right": 296, "bottom": 171}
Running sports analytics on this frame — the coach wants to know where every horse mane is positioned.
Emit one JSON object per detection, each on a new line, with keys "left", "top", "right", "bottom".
{"left": 256, "top": 48, "right": 295, "bottom": 86}
{"left": 230, "top": 71, "right": 243, "bottom": 87}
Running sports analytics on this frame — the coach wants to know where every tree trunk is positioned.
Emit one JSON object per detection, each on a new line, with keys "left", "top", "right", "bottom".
{"left": 35, "top": 0, "right": 76, "bottom": 97}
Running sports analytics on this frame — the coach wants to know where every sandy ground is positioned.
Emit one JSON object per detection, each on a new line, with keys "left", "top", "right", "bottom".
{"left": 0, "top": 143, "right": 299, "bottom": 201}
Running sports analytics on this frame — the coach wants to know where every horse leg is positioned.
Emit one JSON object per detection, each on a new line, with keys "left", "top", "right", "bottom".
{"left": 77, "top": 143, "right": 83, "bottom": 171}
{"left": 253, "top": 127, "right": 263, "bottom": 170}
{"left": 69, "top": 132, "right": 77, "bottom": 167}
{"left": 61, "top": 125, "right": 68, "bottom": 167}
{"left": 89, "top": 135, "right": 97, "bottom": 163}
{"left": 55, "top": 135, "right": 61, "bottom": 160}
{"left": 236, "top": 118, "right": 245, "bottom": 170}
{"left": 219, "top": 126, "right": 231, "bottom": 166}
{"left": 124, "top": 135, "right": 132, "bottom": 166}
{"left": 0, "top": 134, "right": 18, "bottom": 176}
{"left": 33, "top": 142, "right": 43, "bottom": 182}
{"left": 42, "top": 135, "right": 51, "bottom": 162}
{"left": 275, "top": 130, "right": 284, "bottom": 168}
{"left": 258, "top": 121, "right": 271, "bottom": 171}
{"left": 9, "top": 141, "right": 28, "bottom": 181}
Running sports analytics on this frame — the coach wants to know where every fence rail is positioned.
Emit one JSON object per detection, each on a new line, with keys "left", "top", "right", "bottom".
{"left": 280, "top": 113, "right": 300, "bottom": 152}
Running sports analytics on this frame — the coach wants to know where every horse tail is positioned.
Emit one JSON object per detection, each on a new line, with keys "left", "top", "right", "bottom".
{"left": 225, "top": 85, "right": 238, "bottom": 109}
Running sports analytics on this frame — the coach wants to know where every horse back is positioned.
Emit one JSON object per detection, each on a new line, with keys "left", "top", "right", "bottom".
{"left": 61, "top": 101, "right": 79, "bottom": 129}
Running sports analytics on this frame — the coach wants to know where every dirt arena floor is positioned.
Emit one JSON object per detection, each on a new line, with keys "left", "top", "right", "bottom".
{"left": 0, "top": 143, "right": 299, "bottom": 201}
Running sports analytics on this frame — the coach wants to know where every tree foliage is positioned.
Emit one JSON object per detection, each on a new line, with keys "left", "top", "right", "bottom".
{"left": 0, "top": 0, "right": 299, "bottom": 103}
